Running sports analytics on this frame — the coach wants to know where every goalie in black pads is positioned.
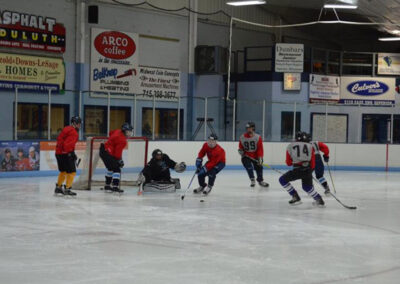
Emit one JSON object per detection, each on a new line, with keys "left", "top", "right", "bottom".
{"left": 139, "top": 149, "right": 186, "bottom": 192}
{"left": 278, "top": 131, "right": 325, "bottom": 207}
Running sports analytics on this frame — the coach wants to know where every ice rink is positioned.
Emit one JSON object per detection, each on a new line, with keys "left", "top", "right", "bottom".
{"left": 1, "top": 169, "right": 400, "bottom": 284}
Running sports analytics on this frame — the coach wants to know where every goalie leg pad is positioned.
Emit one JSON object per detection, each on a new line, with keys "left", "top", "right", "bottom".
{"left": 143, "top": 182, "right": 176, "bottom": 193}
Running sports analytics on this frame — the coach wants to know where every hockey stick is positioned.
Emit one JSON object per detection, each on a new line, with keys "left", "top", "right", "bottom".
{"left": 181, "top": 171, "right": 197, "bottom": 200}
{"left": 326, "top": 162, "right": 337, "bottom": 194}
{"left": 244, "top": 155, "right": 357, "bottom": 210}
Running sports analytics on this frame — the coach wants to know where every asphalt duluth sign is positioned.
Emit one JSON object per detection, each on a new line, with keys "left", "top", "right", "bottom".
{"left": 0, "top": 10, "right": 66, "bottom": 53}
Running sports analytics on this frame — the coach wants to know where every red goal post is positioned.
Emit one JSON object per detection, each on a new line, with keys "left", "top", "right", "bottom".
{"left": 73, "top": 136, "right": 149, "bottom": 190}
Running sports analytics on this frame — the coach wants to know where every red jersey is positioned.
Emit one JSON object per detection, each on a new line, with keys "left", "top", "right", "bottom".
{"left": 238, "top": 133, "right": 263, "bottom": 159}
{"left": 15, "top": 158, "right": 31, "bottom": 171}
{"left": 56, "top": 126, "right": 79, "bottom": 155}
{"left": 104, "top": 129, "right": 127, "bottom": 160}
{"left": 311, "top": 141, "right": 329, "bottom": 157}
{"left": 198, "top": 142, "right": 226, "bottom": 171}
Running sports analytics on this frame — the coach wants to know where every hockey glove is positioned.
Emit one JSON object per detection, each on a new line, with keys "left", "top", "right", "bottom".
{"left": 195, "top": 158, "right": 202, "bottom": 172}
{"left": 68, "top": 151, "right": 78, "bottom": 161}
{"left": 174, "top": 162, "right": 186, "bottom": 173}
{"left": 238, "top": 149, "right": 244, "bottom": 157}
{"left": 118, "top": 160, "right": 124, "bottom": 168}
{"left": 257, "top": 157, "right": 263, "bottom": 166}
{"left": 198, "top": 166, "right": 207, "bottom": 176}
{"left": 323, "top": 155, "right": 329, "bottom": 163}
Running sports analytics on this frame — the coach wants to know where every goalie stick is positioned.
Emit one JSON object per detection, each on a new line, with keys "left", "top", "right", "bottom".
{"left": 243, "top": 155, "right": 357, "bottom": 210}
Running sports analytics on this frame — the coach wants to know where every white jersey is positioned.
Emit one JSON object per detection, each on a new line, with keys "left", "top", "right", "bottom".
{"left": 287, "top": 142, "right": 313, "bottom": 164}
{"left": 239, "top": 133, "right": 261, "bottom": 153}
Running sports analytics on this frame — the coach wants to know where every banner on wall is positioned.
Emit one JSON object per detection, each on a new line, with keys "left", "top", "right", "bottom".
{"left": 0, "top": 141, "right": 40, "bottom": 172}
{"left": 90, "top": 28, "right": 139, "bottom": 94}
{"left": 0, "top": 52, "right": 65, "bottom": 92}
{"left": 0, "top": 10, "right": 66, "bottom": 53}
{"left": 139, "top": 66, "right": 180, "bottom": 101}
{"left": 283, "top": 73, "right": 301, "bottom": 91}
{"left": 275, "top": 43, "right": 304, "bottom": 73}
{"left": 309, "top": 74, "right": 340, "bottom": 103}
{"left": 340, "top": 76, "right": 395, "bottom": 106}
{"left": 39, "top": 141, "right": 86, "bottom": 171}
{"left": 378, "top": 53, "right": 400, "bottom": 75}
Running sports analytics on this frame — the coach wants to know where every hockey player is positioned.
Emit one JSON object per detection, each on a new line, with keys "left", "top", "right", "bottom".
{"left": 55, "top": 116, "right": 81, "bottom": 196}
{"left": 194, "top": 134, "right": 226, "bottom": 195}
{"left": 99, "top": 123, "right": 133, "bottom": 193}
{"left": 238, "top": 122, "right": 269, "bottom": 188}
{"left": 307, "top": 134, "right": 331, "bottom": 195}
{"left": 1, "top": 148, "right": 16, "bottom": 171}
{"left": 140, "top": 149, "right": 186, "bottom": 192}
{"left": 278, "top": 131, "right": 325, "bottom": 206}
{"left": 15, "top": 148, "right": 31, "bottom": 171}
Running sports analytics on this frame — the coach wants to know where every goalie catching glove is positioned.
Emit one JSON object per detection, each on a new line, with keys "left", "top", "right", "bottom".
{"left": 174, "top": 162, "right": 186, "bottom": 173}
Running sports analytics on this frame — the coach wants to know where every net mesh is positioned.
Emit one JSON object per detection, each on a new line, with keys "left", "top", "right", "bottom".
{"left": 73, "top": 137, "right": 148, "bottom": 190}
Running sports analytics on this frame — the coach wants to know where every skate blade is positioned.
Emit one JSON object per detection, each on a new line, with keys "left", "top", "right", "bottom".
{"left": 289, "top": 201, "right": 302, "bottom": 206}
{"left": 312, "top": 202, "right": 326, "bottom": 208}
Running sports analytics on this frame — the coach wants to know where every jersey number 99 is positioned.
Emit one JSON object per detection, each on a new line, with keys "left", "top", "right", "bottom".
{"left": 243, "top": 141, "right": 256, "bottom": 151}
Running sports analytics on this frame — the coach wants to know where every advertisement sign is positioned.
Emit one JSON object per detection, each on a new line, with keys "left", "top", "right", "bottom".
{"left": 275, "top": 43, "right": 304, "bottom": 73}
{"left": 139, "top": 66, "right": 180, "bottom": 101}
{"left": 0, "top": 10, "right": 66, "bottom": 53}
{"left": 0, "top": 141, "right": 40, "bottom": 172}
{"left": 0, "top": 52, "right": 65, "bottom": 92}
{"left": 309, "top": 74, "right": 340, "bottom": 103}
{"left": 90, "top": 28, "right": 139, "bottom": 94}
{"left": 40, "top": 141, "right": 86, "bottom": 171}
{"left": 378, "top": 53, "right": 400, "bottom": 75}
{"left": 283, "top": 73, "right": 301, "bottom": 91}
{"left": 340, "top": 76, "right": 395, "bottom": 106}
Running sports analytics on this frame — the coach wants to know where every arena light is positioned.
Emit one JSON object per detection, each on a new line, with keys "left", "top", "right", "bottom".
{"left": 227, "top": 1, "right": 266, "bottom": 6}
{"left": 324, "top": 4, "right": 358, "bottom": 9}
{"left": 378, "top": 37, "right": 400, "bottom": 41}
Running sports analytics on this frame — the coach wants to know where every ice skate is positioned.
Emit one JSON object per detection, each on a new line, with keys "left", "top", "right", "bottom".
{"left": 54, "top": 184, "right": 65, "bottom": 195}
{"left": 250, "top": 178, "right": 256, "bottom": 187}
{"left": 203, "top": 185, "right": 213, "bottom": 195}
{"left": 313, "top": 196, "right": 325, "bottom": 207}
{"left": 64, "top": 186, "right": 77, "bottom": 196}
{"left": 258, "top": 180, "right": 269, "bottom": 188}
{"left": 193, "top": 186, "right": 205, "bottom": 194}
{"left": 289, "top": 192, "right": 301, "bottom": 205}
{"left": 112, "top": 186, "right": 124, "bottom": 194}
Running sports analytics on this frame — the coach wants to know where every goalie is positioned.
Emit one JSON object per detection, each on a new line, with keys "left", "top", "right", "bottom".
{"left": 139, "top": 149, "right": 186, "bottom": 192}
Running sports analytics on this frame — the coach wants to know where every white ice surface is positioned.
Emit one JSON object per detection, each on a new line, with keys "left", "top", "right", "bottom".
{"left": 1, "top": 170, "right": 400, "bottom": 284}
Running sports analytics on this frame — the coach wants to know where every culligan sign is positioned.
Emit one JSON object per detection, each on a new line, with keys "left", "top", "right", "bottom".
{"left": 90, "top": 28, "right": 139, "bottom": 94}
{"left": 340, "top": 77, "right": 395, "bottom": 106}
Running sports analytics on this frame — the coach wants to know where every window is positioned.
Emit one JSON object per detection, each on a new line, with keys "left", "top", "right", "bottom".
{"left": 362, "top": 114, "right": 391, "bottom": 143}
{"left": 84, "top": 106, "right": 130, "bottom": 137}
{"left": 281, "top": 112, "right": 301, "bottom": 141}
{"left": 16, "top": 103, "right": 69, "bottom": 140}
{"left": 142, "top": 108, "right": 183, "bottom": 140}
{"left": 311, "top": 113, "right": 348, "bottom": 143}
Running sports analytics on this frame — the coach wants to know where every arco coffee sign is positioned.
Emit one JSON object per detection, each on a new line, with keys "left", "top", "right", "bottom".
{"left": 90, "top": 28, "right": 139, "bottom": 94}
{"left": 340, "top": 77, "right": 395, "bottom": 106}
{"left": 0, "top": 10, "right": 66, "bottom": 53}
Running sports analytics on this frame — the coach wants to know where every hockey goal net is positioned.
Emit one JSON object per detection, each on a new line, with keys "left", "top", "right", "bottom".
{"left": 73, "top": 136, "right": 149, "bottom": 190}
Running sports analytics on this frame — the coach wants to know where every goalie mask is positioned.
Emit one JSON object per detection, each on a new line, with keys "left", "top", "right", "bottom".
{"left": 152, "top": 149, "right": 163, "bottom": 160}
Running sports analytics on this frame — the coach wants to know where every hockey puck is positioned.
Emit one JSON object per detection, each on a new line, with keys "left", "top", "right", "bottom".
{"left": 200, "top": 199, "right": 204, "bottom": 202}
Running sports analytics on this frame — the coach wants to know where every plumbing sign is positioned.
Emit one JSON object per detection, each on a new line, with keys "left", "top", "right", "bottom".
{"left": 340, "top": 76, "right": 395, "bottom": 106}
{"left": 90, "top": 28, "right": 139, "bottom": 94}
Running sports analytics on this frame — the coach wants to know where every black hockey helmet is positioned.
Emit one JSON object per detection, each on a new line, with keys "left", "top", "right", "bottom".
{"left": 245, "top": 121, "right": 256, "bottom": 130}
{"left": 4, "top": 148, "right": 11, "bottom": 153}
{"left": 305, "top": 133, "right": 312, "bottom": 142}
{"left": 296, "top": 131, "right": 308, "bottom": 142}
{"left": 71, "top": 116, "right": 82, "bottom": 125}
{"left": 17, "top": 148, "right": 24, "bottom": 153}
{"left": 152, "top": 149, "right": 163, "bottom": 159}
{"left": 208, "top": 134, "right": 218, "bottom": 141}
{"left": 121, "top": 123, "right": 133, "bottom": 132}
